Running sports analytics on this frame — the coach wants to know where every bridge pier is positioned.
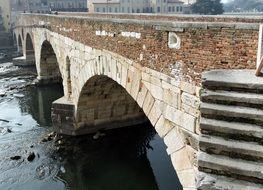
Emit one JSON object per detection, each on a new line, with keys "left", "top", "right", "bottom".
{"left": 51, "top": 97, "right": 76, "bottom": 135}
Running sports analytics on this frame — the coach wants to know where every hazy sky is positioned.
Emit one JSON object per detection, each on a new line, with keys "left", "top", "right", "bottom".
{"left": 222, "top": 0, "right": 232, "bottom": 3}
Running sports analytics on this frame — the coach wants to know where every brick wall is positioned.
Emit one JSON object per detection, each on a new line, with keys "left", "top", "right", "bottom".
{"left": 16, "top": 14, "right": 259, "bottom": 85}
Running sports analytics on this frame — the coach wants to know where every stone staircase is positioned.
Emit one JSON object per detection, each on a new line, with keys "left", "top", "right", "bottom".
{"left": 198, "top": 70, "right": 263, "bottom": 189}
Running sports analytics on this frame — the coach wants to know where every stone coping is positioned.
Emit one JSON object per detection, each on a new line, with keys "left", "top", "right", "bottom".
{"left": 17, "top": 13, "right": 261, "bottom": 30}
{"left": 202, "top": 69, "right": 263, "bottom": 89}
{"left": 57, "top": 12, "right": 263, "bottom": 21}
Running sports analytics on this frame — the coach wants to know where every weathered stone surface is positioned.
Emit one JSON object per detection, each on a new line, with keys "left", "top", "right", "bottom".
{"left": 201, "top": 102, "right": 263, "bottom": 122}
{"left": 200, "top": 117, "right": 263, "bottom": 140}
{"left": 182, "top": 92, "right": 200, "bottom": 109}
{"left": 197, "top": 172, "right": 263, "bottom": 190}
{"left": 200, "top": 135, "right": 263, "bottom": 161}
{"left": 171, "top": 147, "right": 193, "bottom": 171}
{"left": 198, "top": 152, "right": 263, "bottom": 180}
{"left": 155, "top": 116, "right": 174, "bottom": 138}
{"left": 202, "top": 89, "right": 263, "bottom": 105}
{"left": 202, "top": 69, "right": 263, "bottom": 91}
{"left": 177, "top": 168, "right": 197, "bottom": 188}
{"left": 148, "top": 101, "right": 162, "bottom": 126}
{"left": 164, "top": 105, "right": 196, "bottom": 133}
{"left": 164, "top": 128, "right": 185, "bottom": 155}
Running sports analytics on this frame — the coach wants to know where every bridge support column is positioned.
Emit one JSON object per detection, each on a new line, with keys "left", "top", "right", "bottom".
{"left": 36, "top": 76, "right": 63, "bottom": 85}
{"left": 51, "top": 97, "right": 76, "bottom": 135}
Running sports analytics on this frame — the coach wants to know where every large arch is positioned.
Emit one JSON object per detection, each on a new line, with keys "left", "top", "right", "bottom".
{"left": 39, "top": 40, "right": 63, "bottom": 84}
{"left": 25, "top": 33, "right": 35, "bottom": 65}
{"left": 66, "top": 52, "right": 197, "bottom": 189}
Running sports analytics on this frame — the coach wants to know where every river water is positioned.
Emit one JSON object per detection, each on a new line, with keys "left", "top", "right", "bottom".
{"left": 0, "top": 62, "right": 182, "bottom": 190}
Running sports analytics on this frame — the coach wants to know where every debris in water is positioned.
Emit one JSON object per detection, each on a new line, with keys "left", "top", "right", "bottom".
{"left": 27, "top": 152, "right": 35, "bottom": 162}
{"left": 13, "top": 94, "right": 25, "bottom": 98}
{"left": 10, "top": 156, "right": 21, "bottom": 160}
{"left": 0, "top": 119, "right": 9, "bottom": 123}
{"left": 93, "top": 131, "right": 106, "bottom": 140}
{"left": 60, "top": 166, "right": 66, "bottom": 173}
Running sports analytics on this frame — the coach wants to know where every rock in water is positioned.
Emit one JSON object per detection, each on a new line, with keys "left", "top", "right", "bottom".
{"left": 60, "top": 166, "right": 66, "bottom": 173}
{"left": 27, "top": 152, "right": 35, "bottom": 162}
{"left": 10, "top": 156, "right": 21, "bottom": 160}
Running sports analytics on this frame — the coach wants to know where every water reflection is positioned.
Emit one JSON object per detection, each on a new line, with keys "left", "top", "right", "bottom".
{"left": 19, "top": 84, "right": 64, "bottom": 126}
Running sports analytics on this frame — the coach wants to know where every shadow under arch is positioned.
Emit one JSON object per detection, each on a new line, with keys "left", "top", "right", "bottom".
{"left": 25, "top": 33, "right": 35, "bottom": 65}
{"left": 39, "top": 40, "right": 63, "bottom": 85}
{"left": 18, "top": 34, "right": 22, "bottom": 54}
{"left": 76, "top": 75, "right": 147, "bottom": 134}
{"left": 13, "top": 32, "right": 17, "bottom": 47}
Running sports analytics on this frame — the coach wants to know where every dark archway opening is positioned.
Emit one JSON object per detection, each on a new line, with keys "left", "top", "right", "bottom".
{"left": 25, "top": 33, "right": 35, "bottom": 65}
{"left": 13, "top": 32, "right": 17, "bottom": 47}
{"left": 18, "top": 34, "right": 22, "bottom": 54}
{"left": 77, "top": 75, "right": 147, "bottom": 134}
{"left": 40, "top": 40, "right": 63, "bottom": 85}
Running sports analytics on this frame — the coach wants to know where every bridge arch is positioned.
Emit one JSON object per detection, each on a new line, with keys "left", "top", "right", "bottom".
{"left": 68, "top": 52, "right": 195, "bottom": 189}
{"left": 39, "top": 40, "right": 63, "bottom": 85}
{"left": 25, "top": 33, "right": 35, "bottom": 64}
{"left": 18, "top": 34, "right": 22, "bottom": 54}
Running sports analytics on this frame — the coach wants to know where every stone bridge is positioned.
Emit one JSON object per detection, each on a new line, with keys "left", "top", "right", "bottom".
{"left": 14, "top": 13, "right": 263, "bottom": 189}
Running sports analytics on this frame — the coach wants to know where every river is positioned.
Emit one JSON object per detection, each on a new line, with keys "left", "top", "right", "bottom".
{"left": 0, "top": 62, "right": 182, "bottom": 190}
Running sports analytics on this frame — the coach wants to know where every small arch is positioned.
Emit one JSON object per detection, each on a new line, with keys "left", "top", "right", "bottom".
{"left": 66, "top": 56, "right": 72, "bottom": 99}
{"left": 40, "top": 40, "right": 63, "bottom": 85}
{"left": 18, "top": 34, "right": 22, "bottom": 54}
{"left": 21, "top": 28, "right": 24, "bottom": 40}
{"left": 25, "top": 33, "right": 35, "bottom": 64}
{"left": 13, "top": 32, "right": 17, "bottom": 47}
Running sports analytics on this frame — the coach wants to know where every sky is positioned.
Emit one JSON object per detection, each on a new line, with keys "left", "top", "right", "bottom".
{"left": 222, "top": 0, "right": 232, "bottom": 3}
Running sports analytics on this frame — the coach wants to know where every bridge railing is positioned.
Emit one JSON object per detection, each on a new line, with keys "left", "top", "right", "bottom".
{"left": 256, "top": 24, "right": 263, "bottom": 76}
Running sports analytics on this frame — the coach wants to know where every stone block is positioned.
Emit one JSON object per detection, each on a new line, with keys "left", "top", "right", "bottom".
{"left": 142, "top": 72, "right": 151, "bottom": 82}
{"left": 130, "top": 70, "right": 142, "bottom": 100}
{"left": 182, "top": 92, "right": 200, "bottom": 109}
{"left": 148, "top": 101, "right": 162, "bottom": 126}
{"left": 182, "top": 103, "right": 200, "bottom": 118}
{"left": 163, "top": 88, "right": 179, "bottom": 108}
{"left": 164, "top": 127, "right": 185, "bottom": 155}
{"left": 177, "top": 169, "right": 197, "bottom": 188}
{"left": 142, "top": 91, "right": 155, "bottom": 115}
{"left": 121, "top": 63, "right": 128, "bottom": 88}
{"left": 171, "top": 147, "right": 193, "bottom": 171}
{"left": 126, "top": 69, "right": 134, "bottom": 94}
{"left": 136, "top": 83, "right": 148, "bottom": 108}
{"left": 181, "top": 81, "right": 196, "bottom": 95}
{"left": 155, "top": 115, "right": 175, "bottom": 138}
{"left": 164, "top": 105, "right": 196, "bottom": 132}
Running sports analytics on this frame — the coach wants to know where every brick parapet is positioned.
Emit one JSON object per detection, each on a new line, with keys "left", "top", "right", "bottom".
{"left": 16, "top": 14, "right": 259, "bottom": 85}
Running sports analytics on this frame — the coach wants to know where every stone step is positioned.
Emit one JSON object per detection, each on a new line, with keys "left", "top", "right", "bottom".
{"left": 202, "top": 69, "right": 263, "bottom": 93}
{"left": 198, "top": 172, "right": 263, "bottom": 190}
{"left": 201, "top": 102, "right": 263, "bottom": 124}
{"left": 201, "top": 90, "right": 263, "bottom": 107}
{"left": 198, "top": 152, "right": 263, "bottom": 183}
{"left": 200, "top": 118, "right": 263, "bottom": 142}
{"left": 200, "top": 135, "right": 263, "bottom": 162}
